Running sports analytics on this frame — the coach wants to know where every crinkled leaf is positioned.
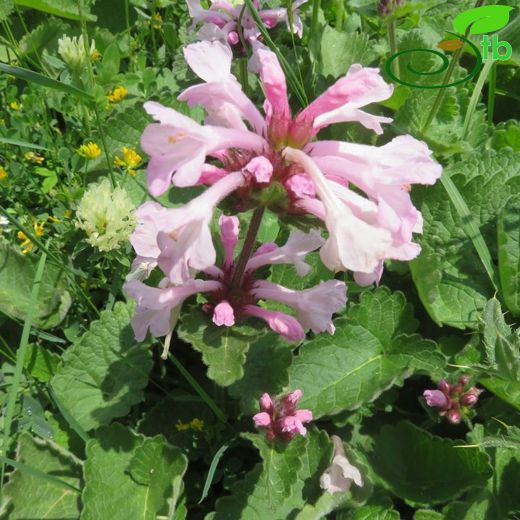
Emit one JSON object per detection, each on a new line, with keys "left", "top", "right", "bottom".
{"left": 497, "top": 195, "right": 520, "bottom": 315}
{"left": 51, "top": 301, "right": 152, "bottom": 431}
{"left": 23, "top": 344, "right": 60, "bottom": 382}
{"left": 0, "top": 433, "right": 81, "bottom": 519}
{"left": 0, "top": 238, "right": 71, "bottom": 329}
{"left": 410, "top": 150, "right": 520, "bottom": 328}
{"left": 228, "top": 333, "right": 292, "bottom": 414}
{"left": 288, "top": 288, "right": 445, "bottom": 418}
{"left": 178, "top": 307, "right": 265, "bottom": 386}
{"left": 82, "top": 424, "right": 187, "bottom": 520}
{"left": 368, "top": 422, "right": 492, "bottom": 506}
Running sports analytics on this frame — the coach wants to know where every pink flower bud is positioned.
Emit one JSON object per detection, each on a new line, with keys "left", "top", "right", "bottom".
{"left": 212, "top": 300, "right": 235, "bottom": 327}
{"left": 253, "top": 412, "right": 271, "bottom": 427}
{"left": 259, "top": 392, "right": 273, "bottom": 412}
{"left": 447, "top": 409, "right": 461, "bottom": 424}
{"left": 227, "top": 31, "right": 239, "bottom": 45}
{"left": 459, "top": 375, "right": 470, "bottom": 386}
{"left": 244, "top": 156, "right": 273, "bottom": 184}
{"left": 438, "top": 379, "right": 450, "bottom": 394}
{"left": 423, "top": 389, "right": 449, "bottom": 409}
{"left": 460, "top": 388, "right": 483, "bottom": 407}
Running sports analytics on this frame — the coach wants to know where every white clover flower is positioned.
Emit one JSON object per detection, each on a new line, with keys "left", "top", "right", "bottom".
{"left": 0, "top": 215, "right": 10, "bottom": 233}
{"left": 58, "top": 34, "right": 96, "bottom": 70}
{"left": 75, "top": 179, "right": 135, "bottom": 252}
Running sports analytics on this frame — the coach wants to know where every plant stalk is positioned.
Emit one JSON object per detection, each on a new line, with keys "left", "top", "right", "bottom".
{"left": 230, "top": 206, "right": 265, "bottom": 291}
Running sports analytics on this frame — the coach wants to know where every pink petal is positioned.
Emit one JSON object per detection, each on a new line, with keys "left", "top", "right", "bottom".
{"left": 212, "top": 300, "right": 235, "bottom": 326}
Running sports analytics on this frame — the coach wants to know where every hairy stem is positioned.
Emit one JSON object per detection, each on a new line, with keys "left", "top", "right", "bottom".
{"left": 230, "top": 206, "right": 265, "bottom": 291}
{"left": 387, "top": 19, "right": 399, "bottom": 78}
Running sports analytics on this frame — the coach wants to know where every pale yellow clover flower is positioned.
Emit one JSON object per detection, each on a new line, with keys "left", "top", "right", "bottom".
{"left": 75, "top": 178, "right": 136, "bottom": 252}
{"left": 24, "top": 152, "right": 44, "bottom": 164}
{"left": 107, "top": 86, "right": 128, "bottom": 103}
{"left": 58, "top": 34, "right": 97, "bottom": 70}
{"left": 114, "top": 147, "right": 142, "bottom": 176}
{"left": 77, "top": 142, "right": 101, "bottom": 160}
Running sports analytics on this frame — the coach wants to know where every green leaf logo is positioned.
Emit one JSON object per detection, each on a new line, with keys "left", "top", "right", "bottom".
{"left": 453, "top": 5, "right": 514, "bottom": 35}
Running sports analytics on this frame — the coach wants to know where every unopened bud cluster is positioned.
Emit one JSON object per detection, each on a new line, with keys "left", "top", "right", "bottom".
{"left": 378, "top": 0, "right": 403, "bottom": 16}
{"left": 423, "top": 376, "right": 483, "bottom": 424}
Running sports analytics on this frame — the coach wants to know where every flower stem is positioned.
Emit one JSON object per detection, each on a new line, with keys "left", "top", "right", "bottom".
{"left": 230, "top": 206, "right": 265, "bottom": 291}
{"left": 487, "top": 61, "right": 496, "bottom": 124}
{"left": 239, "top": 57, "right": 249, "bottom": 96}
{"left": 311, "top": 0, "right": 321, "bottom": 37}
{"left": 387, "top": 18, "right": 399, "bottom": 78}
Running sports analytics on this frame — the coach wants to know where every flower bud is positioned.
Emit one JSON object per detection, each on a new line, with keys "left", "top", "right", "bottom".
{"left": 423, "top": 389, "right": 449, "bottom": 409}
{"left": 460, "top": 388, "right": 483, "bottom": 407}
{"left": 438, "top": 379, "right": 450, "bottom": 395}
{"left": 446, "top": 409, "right": 461, "bottom": 424}
{"left": 458, "top": 375, "right": 470, "bottom": 386}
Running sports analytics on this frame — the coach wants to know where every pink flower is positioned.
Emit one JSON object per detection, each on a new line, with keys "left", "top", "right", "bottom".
{"left": 253, "top": 390, "right": 313, "bottom": 441}
{"left": 252, "top": 279, "right": 347, "bottom": 334}
{"left": 186, "top": 0, "right": 308, "bottom": 49}
{"left": 243, "top": 305, "right": 305, "bottom": 342}
{"left": 423, "top": 390, "right": 449, "bottom": 409}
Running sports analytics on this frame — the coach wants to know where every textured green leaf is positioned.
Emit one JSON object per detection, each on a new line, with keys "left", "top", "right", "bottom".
{"left": 0, "top": 433, "right": 81, "bottom": 519}
{"left": 368, "top": 422, "right": 492, "bottom": 506}
{"left": 340, "top": 505, "right": 400, "bottom": 520}
{"left": 211, "top": 429, "right": 333, "bottom": 519}
{"left": 288, "top": 288, "right": 445, "bottom": 418}
{"left": 228, "top": 333, "right": 292, "bottom": 414}
{"left": 414, "top": 511, "right": 444, "bottom": 520}
{"left": 497, "top": 195, "right": 520, "bottom": 315}
{"left": 490, "top": 120, "right": 520, "bottom": 152}
{"left": 51, "top": 302, "right": 152, "bottom": 431}
{"left": 480, "top": 377, "right": 520, "bottom": 411}
{"left": 23, "top": 344, "right": 60, "bottom": 382}
{"left": 82, "top": 424, "right": 188, "bottom": 520}
{"left": 178, "top": 307, "right": 265, "bottom": 386}
{"left": 319, "top": 26, "right": 374, "bottom": 79}
{"left": 0, "top": 0, "right": 14, "bottom": 21}
{"left": 410, "top": 150, "right": 520, "bottom": 328}
{"left": 0, "top": 238, "right": 71, "bottom": 329}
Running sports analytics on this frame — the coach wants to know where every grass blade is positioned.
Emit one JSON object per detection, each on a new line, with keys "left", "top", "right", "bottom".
{"left": 0, "top": 137, "right": 48, "bottom": 150}
{"left": 0, "top": 63, "right": 93, "bottom": 101}
{"left": 0, "top": 249, "right": 47, "bottom": 497}
{"left": 440, "top": 172, "right": 500, "bottom": 292}
{"left": 198, "top": 441, "right": 232, "bottom": 504}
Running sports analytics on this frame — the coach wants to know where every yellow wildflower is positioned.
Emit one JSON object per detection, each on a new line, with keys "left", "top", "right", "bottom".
{"left": 17, "top": 231, "right": 33, "bottom": 254}
{"left": 91, "top": 48, "right": 101, "bottom": 61}
{"left": 175, "top": 418, "right": 205, "bottom": 432}
{"left": 107, "top": 86, "right": 128, "bottom": 103}
{"left": 0, "top": 166, "right": 7, "bottom": 181}
{"left": 64, "top": 209, "right": 72, "bottom": 218}
{"left": 151, "top": 12, "right": 163, "bottom": 29}
{"left": 24, "top": 151, "right": 44, "bottom": 164}
{"left": 114, "top": 147, "right": 142, "bottom": 176}
{"left": 9, "top": 101, "right": 21, "bottom": 111}
{"left": 34, "top": 221, "right": 45, "bottom": 237}
{"left": 77, "top": 142, "right": 101, "bottom": 160}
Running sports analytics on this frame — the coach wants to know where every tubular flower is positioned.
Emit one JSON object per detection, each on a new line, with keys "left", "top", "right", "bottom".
{"left": 77, "top": 142, "right": 101, "bottom": 160}
{"left": 58, "top": 35, "right": 97, "bottom": 70}
{"left": 186, "top": 0, "right": 308, "bottom": 48}
{"left": 160, "top": 40, "right": 441, "bottom": 278}
{"left": 124, "top": 216, "right": 346, "bottom": 347}
{"left": 253, "top": 390, "right": 313, "bottom": 442}
{"left": 423, "top": 376, "right": 483, "bottom": 424}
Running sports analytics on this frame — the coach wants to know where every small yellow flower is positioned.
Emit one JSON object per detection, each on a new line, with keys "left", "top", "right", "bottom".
{"left": 64, "top": 209, "right": 72, "bottom": 219}
{"left": 9, "top": 101, "right": 21, "bottom": 111}
{"left": 190, "top": 418, "right": 205, "bottom": 431}
{"left": 151, "top": 12, "right": 163, "bottom": 29}
{"left": 24, "top": 151, "right": 44, "bottom": 164}
{"left": 17, "top": 231, "right": 33, "bottom": 254}
{"left": 114, "top": 147, "right": 142, "bottom": 176}
{"left": 33, "top": 221, "right": 45, "bottom": 237}
{"left": 91, "top": 48, "right": 101, "bottom": 61}
{"left": 0, "top": 166, "right": 7, "bottom": 181}
{"left": 48, "top": 215, "right": 61, "bottom": 223}
{"left": 77, "top": 142, "right": 101, "bottom": 160}
{"left": 107, "top": 86, "right": 128, "bottom": 103}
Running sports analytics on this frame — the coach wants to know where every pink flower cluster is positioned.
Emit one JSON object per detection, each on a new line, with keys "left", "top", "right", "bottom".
{"left": 253, "top": 390, "right": 313, "bottom": 441}
{"left": 187, "top": 0, "right": 307, "bottom": 48}
{"left": 124, "top": 26, "right": 441, "bottom": 348}
{"left": 423, "top": 376, "right": 483, "bottom": 424}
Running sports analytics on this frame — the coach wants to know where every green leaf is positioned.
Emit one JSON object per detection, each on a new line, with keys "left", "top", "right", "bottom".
{"left": 319, "top": 26, "right": 374, "bottom": 79}
{"left": 228, "top": 333, "right": 292, "bottom": 414}
{"left": 0, "top": 136, "right": 48, "bottom": 150}
{"left": 368, "top": 422, "right": 492, "bottom": 506}
{"left": 15, "top": 0, "right": 96, "bottom": 20}
{"left": 177, "top": 307, "right": 265, "bottom": 386}
{"left": 288, "top": 288, "right": 445, "bottom": 418}
{"left": 410, "top": 149, "right": 520, "bottom": 328}
{"left": 341, "top": 505, "right": 400, "bottom": 520}
{"left": 0, "top": 62, "right": 93, "bottom": 100}
{"left": 211, "top": 429, "right": 333, "bottom": 518}
{"left": 0, "top": 0, "right": 14, "bottom": 21}
{"left": 0, "top": 433, "right": 81, "bottom": 519}
{"left": 453, "top": 5, "right": 513, "bottom": 35}
{"left": 97, "top": 42, "right": 121, "bottom": 84}
{"left": 414, "top": 511, "right": 445, "bottom": 520}
{"left": 23, "top": 344, "right": 60, "bottom": 382}
{"left": 497, "top": 195, "right": 520, "bottom": 315}
{"left": 50, "top": 301, "right": 152, "bottom": 431}
{"left": 490, "top": 120, "right": 520, "bottom": 152}
{"left": 0, "top": 238, "right": 71, "bottom": 329}
{"left": 257, "top": 209, "right": 280, "bottom": 243}
{"left": 82, "top": 424, "right": 188, "bottom": 520}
